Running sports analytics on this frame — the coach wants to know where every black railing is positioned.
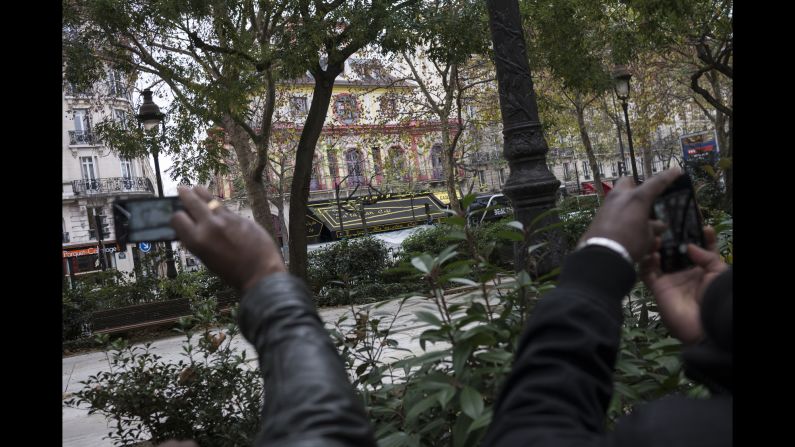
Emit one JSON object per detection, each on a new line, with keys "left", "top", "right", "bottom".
{"left": 72, "top": 177, "right": 155, "bottom": 196}
{"left": 468, "top": 151, "right": 503, "bottom": 164}
{"left": 69, "top": 130, "right": 96, "bottom": 145}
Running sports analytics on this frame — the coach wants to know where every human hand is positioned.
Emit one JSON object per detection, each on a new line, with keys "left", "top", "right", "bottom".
{"left": 640, "top": 226, "right": 728, "bottom": 344}
{"left": 579, "top": 168, "right": 683, "bottom": 262}
{"left": 171, "top": 186, "right": 286, "bottom": 292}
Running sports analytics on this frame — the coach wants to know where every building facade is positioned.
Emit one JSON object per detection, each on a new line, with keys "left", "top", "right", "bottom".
{"left": 62, "top": 71, "right": 159, "bottom": 284}
{"left": 209, "top": 57, "right": 507, "bottom": 243}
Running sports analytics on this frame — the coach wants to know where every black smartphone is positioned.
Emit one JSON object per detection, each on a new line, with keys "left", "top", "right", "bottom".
{"left": 113, "top": 197, "right": 183, "bottom": 246}
{"left": 652, "top": 173, "right": 705, "bottom": 273}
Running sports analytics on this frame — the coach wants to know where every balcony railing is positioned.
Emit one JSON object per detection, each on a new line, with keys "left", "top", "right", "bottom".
{"left": 69, "top": 130, "right": 96, "bottom": 145}
{"left": 467, "top": 151, "right": 503, "bottom": 164}
{"left": 72, "top": 177, "right": 155, "bottom": 196}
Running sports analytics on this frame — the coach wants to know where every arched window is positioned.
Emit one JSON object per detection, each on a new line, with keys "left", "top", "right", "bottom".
{"left": 334, "top": 94, "right": 358, "bottom": 124}
{"left": 431, "top": 144, "right": 443, "bottom": 180}
{"left": 345, "top": 148, "right": 365, "bottom": 186}
{"left": 327, "top": 150, "right": 339, "bottom": 183}
{"left": 310, "top": 154, "right": 323, "bottom": 190}
{"left": 388, "top": 146, "right": 409, "bottom": 181}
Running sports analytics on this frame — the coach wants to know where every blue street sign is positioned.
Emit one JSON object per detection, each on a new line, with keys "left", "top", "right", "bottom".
{"left": 138, "top": 242, "right": 152, "bottom": 253}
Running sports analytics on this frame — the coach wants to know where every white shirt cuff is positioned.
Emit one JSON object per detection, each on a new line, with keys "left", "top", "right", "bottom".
{"left": 577, "top": 237, "right": 634, "bottom": 265}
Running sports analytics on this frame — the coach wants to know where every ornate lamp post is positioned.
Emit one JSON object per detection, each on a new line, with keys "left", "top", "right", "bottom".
{"left": 610, "top": 95, "right": 627, "bottom": 177}
{"left": 612, "top": 66, "right": 640, "bottom": 184}
{"left": 136, "top": 88, "right": 178, "bottom": 279}
{"left": 485, "top": 0, "right": 563, "bottom": 275}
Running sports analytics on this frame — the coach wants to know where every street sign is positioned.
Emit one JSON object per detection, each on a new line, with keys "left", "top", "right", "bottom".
{"left": 138, "top": 242, "right": 152, "bottom": 253}
{"left": 680, "top": 130, "right": 719, "bottom": 165}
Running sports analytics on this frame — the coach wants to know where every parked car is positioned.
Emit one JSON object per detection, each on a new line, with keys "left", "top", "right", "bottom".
{"left": 466, "top": 193, "right": 513, "bottom": 226}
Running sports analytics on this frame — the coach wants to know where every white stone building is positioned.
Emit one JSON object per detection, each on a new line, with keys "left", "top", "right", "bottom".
{"left": 62, "top": 71, "right": 159, "bottom": 285}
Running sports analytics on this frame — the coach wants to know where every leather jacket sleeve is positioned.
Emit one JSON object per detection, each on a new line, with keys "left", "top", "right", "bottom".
{"left": 238, "top": 272, "right": 377, "bottom": 447}
{"left": 481, "top": 246, "right": 636, "bottom": 446}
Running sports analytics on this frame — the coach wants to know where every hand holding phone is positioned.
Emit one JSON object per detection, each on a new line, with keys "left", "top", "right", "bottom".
{"left": 113, "top": 197, "right": 183, "bottom": 246}
{"left": 651, "top": 173, "right": 705, "bottom": 273}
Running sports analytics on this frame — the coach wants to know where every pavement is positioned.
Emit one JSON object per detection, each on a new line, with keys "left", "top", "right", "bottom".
{"left": 62, "top": 278, "right": 512, "bottom": 446}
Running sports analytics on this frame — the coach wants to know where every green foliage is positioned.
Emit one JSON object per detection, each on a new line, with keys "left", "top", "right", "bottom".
{"left": 328, "top": 208, "right": 547, "bottom": 446}
{"left": 608, "top": 282, "right": 706, "bottom": 425}
{"left": 557, "top": 194, "right": 600, "bottom": 251}
{"left": 522, "top": 0, "right": 620, "bottom": 92}
{"left": 66, "top": 304, "right": 262, "bottom": 446}
{"left": 400, "top": 220, "right": 515, "bottom": 269}
{"left": 308, "top": 237, "right": 391, "bottom": 292}
{"left": 406, "top": 0, "right": 491, "bottom": 65}
{"left": 307, "top": 237, "right": 422, "bottom": 307}
{"left": 62, "top": 268, "right": 235, "bottom": 343}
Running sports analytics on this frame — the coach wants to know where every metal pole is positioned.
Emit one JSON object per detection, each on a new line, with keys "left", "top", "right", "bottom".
{"left": 150, "top": 123, "right": 178, "bottom": 278}
{"left": 410, "top": 192, "right": 416, "bottom": 224}
{"left": 486, "top": 0, "right": 562, "bottom": 275}
{"left": 611, "top": 95, "right": 627, "bottom": 176}
{"left": 95, "top": 212, "right": 107, "bottom": 271}
{"left": 336, "top": 182, "right": 344, "bottom": 235}
{"left": 621, "top": 100, "right": 640, "bottom": 184}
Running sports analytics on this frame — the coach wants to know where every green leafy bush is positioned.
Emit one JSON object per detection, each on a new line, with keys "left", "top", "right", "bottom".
{"left": 307, "top": 237, "right": 424, "bottom": 307}
{"left": 557, "top": 195, "right": 599, "bottom": 251}
{"left": 66, "top": 303, "right": 262, "bottom": 446}
{"left": 400, "top": 220, "right": 515, "bottom": 268}
{"left": 307, "top": 237, "right": 391, "bottom": 292}
{"left": 62, "top": 269, "right": 236, "bottom": 343}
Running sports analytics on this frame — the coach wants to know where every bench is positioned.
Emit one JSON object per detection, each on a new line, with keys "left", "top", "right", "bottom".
{"left": 90, "top": 293, "right": 240, "bottom": 335}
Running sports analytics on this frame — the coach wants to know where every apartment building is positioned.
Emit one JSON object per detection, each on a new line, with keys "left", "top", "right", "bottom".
{"left": 62, "top": 70, "right": 158, "bottom": 284}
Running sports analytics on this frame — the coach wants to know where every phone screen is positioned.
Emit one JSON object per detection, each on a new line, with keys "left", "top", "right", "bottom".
{"left": 114, "top": 197, "right": 182, "bottom": 244}
{"left": 652, "top": 174, "right": 705, "bottom": 272}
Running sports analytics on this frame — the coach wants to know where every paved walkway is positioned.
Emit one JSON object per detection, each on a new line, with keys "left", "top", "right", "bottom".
{"left": 63, "top": 281, "right": 511, "bottom": 446}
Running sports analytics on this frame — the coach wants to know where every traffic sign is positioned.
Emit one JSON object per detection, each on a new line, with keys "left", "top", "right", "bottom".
{"left": 138, "top": 242, "right": 152, "bottom": 253}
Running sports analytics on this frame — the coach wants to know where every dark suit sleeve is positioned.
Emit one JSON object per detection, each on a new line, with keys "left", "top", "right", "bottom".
{"left": 238, "top": 273, "right": 377, "bottom": 447}
{"left": 481, "top": 246, "right": 636, "bottom": 447}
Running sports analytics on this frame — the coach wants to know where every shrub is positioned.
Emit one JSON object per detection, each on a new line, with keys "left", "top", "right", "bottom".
{"left": 557, "top": 195, "right": 599, "bottom": 251}
{"left": 66, "top": 303, "right": 262, "bottom": 446}
{"left": 62, "top": 269, "right": 236, "bottom": 343}
{"left": 307, "top": 237, "right": 391, "bottom": 293}
{"left": 400, "top": 220, "right": 515, "bottom": 268}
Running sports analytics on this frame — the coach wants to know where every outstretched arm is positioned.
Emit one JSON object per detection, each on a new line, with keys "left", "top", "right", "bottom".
{"left": 171, "top": 187, "right": 376, "bottom": 447}
{"left": 483, "top": 169, "right": 683, "bottom": 446}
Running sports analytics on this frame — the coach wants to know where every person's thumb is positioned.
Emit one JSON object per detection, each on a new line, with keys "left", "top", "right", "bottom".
{"left": 687, "top": 243, "right": 727, "bottom": 273}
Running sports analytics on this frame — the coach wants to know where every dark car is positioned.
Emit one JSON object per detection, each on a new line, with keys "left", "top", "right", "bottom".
{"left": 466, "top": 193, "right": 513, "bottom": 226}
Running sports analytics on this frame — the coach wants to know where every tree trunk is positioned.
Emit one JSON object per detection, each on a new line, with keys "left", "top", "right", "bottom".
{"left": 288, "top": 70, "right": 338, "bottom": 280}
{"left": 723, "top": 114, "right": 732, "bottom": 214}
{"left": 575, "top": 104, "right": 605, "bottom": 199}
{"left": 641, "top": 133, "right": 654, "bottom": 179}
{"left": 441, "top": 117, "right": 462, "bottom": 212}
{"left": 709, "top": 73, "right": 732, "bottom": 214}
{"left": 221, "top": 116, "right": 275, "bottom": 236}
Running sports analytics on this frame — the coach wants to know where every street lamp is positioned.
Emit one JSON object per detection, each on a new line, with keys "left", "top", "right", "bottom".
{"left": 136, "top": 88, "right": 177, "bottom": 279}
{"left": 612, "top": 65, "right": 640, "bottom": 184}
{"left": 610, "top": 95, "right": 627, "bottom": 177}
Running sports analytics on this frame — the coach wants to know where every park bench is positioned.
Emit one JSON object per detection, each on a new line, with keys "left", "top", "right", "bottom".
{"left": 90, "top": 292, "right": 239, "bottom": 335}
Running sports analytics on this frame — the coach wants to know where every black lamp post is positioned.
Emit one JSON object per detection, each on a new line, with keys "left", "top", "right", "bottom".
{"left": 612, "top": 66, "right": 640, "bottom": 184}
{"left": 610, "top": 95, "right": 627, "bottom": 177}
{"left": 485, "top": 0, "right": 563, "bottom": 275}
{"left": 136, "top": 88, "right": 177, "bottom": 279}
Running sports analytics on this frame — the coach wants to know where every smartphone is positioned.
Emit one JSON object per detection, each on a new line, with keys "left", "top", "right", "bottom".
{"left": 113, "top": 197, "right": 183, "bottom": 246}
{"left": 651, "top": 173, "right": 705, "bottom": 273}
